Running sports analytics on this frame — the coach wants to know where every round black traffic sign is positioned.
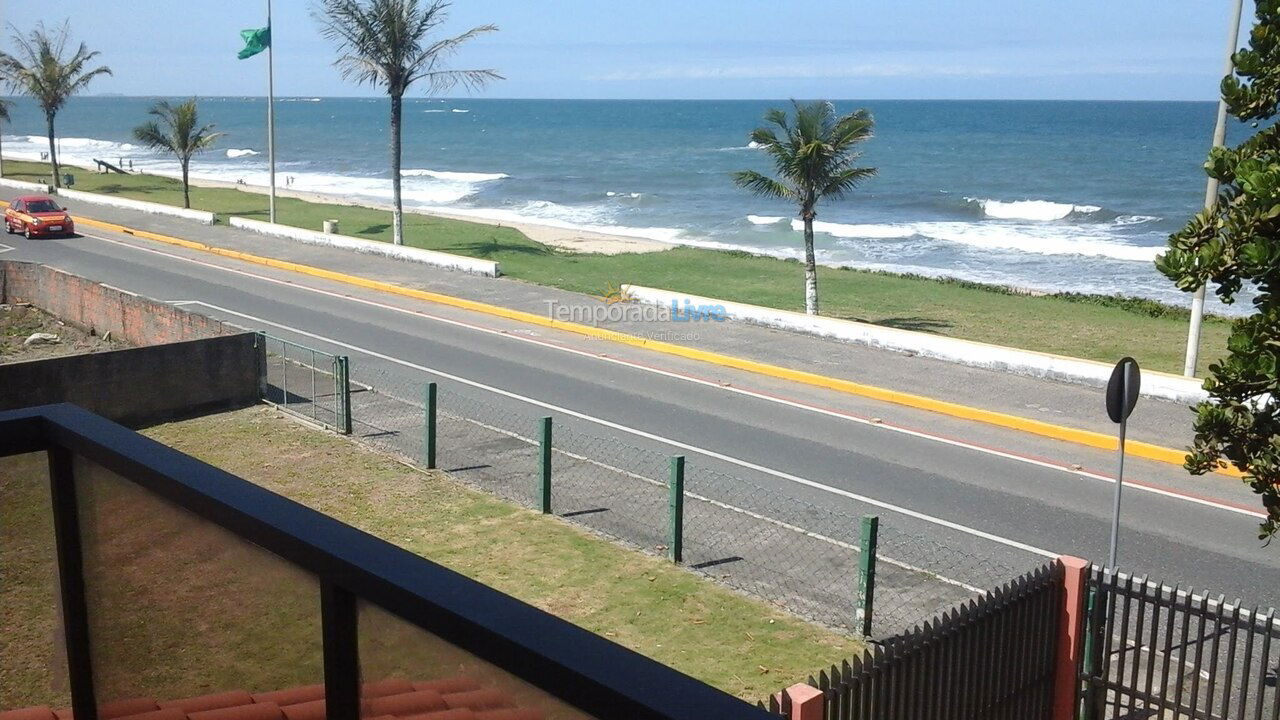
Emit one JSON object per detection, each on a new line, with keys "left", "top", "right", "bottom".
{"left": 1106, "top": 357, "right": 1141, "bottom": 424}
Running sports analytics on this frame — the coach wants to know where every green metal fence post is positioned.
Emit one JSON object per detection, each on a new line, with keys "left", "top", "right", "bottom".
{"left": 539, "top": 416, "right": 552, "bottom": 514}
{"left": 1080, "top": 585, "right": 1105, "bottom": 720}
{"left": 857, "top": 514, "right": 879, "bottom": 637}
{"left": 334, "top": 355, "right": 352, "bottom": 435}
{"left": 423, "top": 382, "right": 437, "bottom": 469}
{"left": 668, "top": 455, "right": 685, "bottom": 563}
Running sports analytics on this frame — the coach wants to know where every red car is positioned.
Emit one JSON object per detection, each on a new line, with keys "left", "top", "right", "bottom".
{"left": 5, "top": 195, "right": 75, "bottom": 238}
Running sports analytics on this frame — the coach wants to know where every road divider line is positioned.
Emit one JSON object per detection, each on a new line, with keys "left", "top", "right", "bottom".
{"left": 71, "top": 214, "right": 1240, "bottom": 478}
{"left": 177, "top": 299, "right": 1058, "bottom": 559}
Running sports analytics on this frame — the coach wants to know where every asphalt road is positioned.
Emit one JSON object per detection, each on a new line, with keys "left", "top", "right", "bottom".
{"left": 5, "top": 227, "right": 1278, "bottom": 609}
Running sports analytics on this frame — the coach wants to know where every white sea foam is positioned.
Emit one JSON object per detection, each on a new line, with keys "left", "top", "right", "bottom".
{"left": 401, "top": 168, "right": 508, "bottom": 182}
{"left": 1113, "top": 214, "right": 1160, "bottom": 226}
{"left": 226, "top": 148, "right": 260, "bottom": 158}
{"left": 423, "top": 109, "right": 448, "bottom": 113}
{"left": 425, "top": 201, "right": 685, "bottom": 243}
{"left": 747, "top": 215, "right": 785, "bottom": 225}
{"left": 909, "top": 221, "right": 1163, "bottom": 262}
{"left": 717, "top": 140, "right": 765, "bottom": 151}
{"left": 969, "top": 198, "right": 1102, "bottom": 221}
{"left": 606, "top": 191, "right": 643, "bottom": 199}
{"left": 451, "top": 109, "right": 470, "bottom": 113}
{"left": 794, "top": 219, "right": 916, "bottom": 239}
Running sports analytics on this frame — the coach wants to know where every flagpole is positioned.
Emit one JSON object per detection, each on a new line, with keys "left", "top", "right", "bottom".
{"left": 266, "top": 0, "right": 277, "bottom": 224}
{"left": 1183, "top": 0, "right": 1245, "bottom": 377}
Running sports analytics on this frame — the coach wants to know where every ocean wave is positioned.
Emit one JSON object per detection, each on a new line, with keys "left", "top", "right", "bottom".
{"left": 606, "top": 191, "right": 643, "bottom": 199}
{"left": 968, "top": 198, "right": 1102, "bottom": 221}
{"left": 1113, "top": 214, "right": 1160, "bottom": 226}
{"left": 747, "top": 215, "right": 785, "bottom": 225}
{"left": 423, "top": 109, "right": 448, "bottom": 113}
{"left": 425, "top": 201, "right": 685, "bottom": 243}
{"left": 451, "top": 109, "right": 470, "bottom": 113}
{"left": 910, "top": 221, "right": 1163, "bottom": 262}
{"left": 795, "top": 219, "right": 916, "bottom": 239}
{"left": 226, "top": 148, "right": 260, "bottom": 158}
{"left": 401, "top": 168, "right": 508, "bottom": 182}
{"left": 717, "top": 140, "right": 765, "bottom": 151}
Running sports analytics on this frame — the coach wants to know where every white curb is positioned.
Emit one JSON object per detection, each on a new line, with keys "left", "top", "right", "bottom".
{"left": 227, "top": 216, "right": 500, "bottom": 277}
{"left": 620, "top": 284, "right": 1209, "bottom": 404}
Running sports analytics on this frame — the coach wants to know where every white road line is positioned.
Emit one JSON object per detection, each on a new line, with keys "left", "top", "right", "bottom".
{"left": 79, "top": 231, "right": 1265, "bottom": 523}
{"left": 185, "top": 299, "right": 1057, "bottom": 559}
{"left": 0, "top": 242, "right": 14, "bottom": 254}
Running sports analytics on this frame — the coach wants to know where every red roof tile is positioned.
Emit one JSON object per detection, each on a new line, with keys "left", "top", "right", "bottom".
{"left": 441, "top": 690, "right": 511, "bottom": 712}
{"left": 158, "top": 692, "right": 253, "bottom": 714}
{"left": 409, "top": 679, "right": 479, "bottom": 696}
{"left": 363, "top": 690, "right": 445, "bottom": 717}
{"left": 250, "top": 686, "right": 324, "bottom": 708}
{"left": 188, "top": 703, "right": 282, "bottom": 720}
{"left": 0, "top": 707, "right": 56, "bottom": 720}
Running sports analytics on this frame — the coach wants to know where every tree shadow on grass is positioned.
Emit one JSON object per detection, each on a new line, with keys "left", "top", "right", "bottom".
{"left": 829, "top": 313, "right": 954, "bottom": 334}
{"left": 357, "top": 223, "right": 391, "bottom": 234}
{"left": 438, "top": 239, "right": 552, "bottom": 258}
{"left": 94, "top": 183, "right": 171, "bottom": 195}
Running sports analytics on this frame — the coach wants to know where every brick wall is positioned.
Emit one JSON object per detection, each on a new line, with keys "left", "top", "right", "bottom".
{"left": 0, "top": 261, "right": 241, "bottom": 344}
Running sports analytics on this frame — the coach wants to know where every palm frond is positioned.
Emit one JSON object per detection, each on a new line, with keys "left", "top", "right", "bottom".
{"left": 732, "top": 170, "right": 795, "bottom": 202}
{"left": 314, "top": 0, "right": 499, "bottom": 97}
{"left": 0, "top": 21, "right": 109, "bottom": 115}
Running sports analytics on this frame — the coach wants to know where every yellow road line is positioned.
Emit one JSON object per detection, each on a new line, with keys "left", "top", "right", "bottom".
{"left": 68, "top": 214, "right": 1240, "bottom": 478}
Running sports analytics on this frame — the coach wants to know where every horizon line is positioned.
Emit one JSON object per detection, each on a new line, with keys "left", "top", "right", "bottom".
{"left": 13, "top": 94, "right": 1223, "bottom": 103}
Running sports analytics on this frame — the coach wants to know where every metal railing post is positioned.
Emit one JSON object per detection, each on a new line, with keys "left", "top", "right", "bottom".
{"left": 333, "top": 355, "right": 352, "bottom": 435}
{"left": 424, "top": 382, "right": 437, "bottom": 469}
{"left": 668, "top": 455, "right": 685, "bottom": 563}
{"left": 539, "top": 416, "right": 552, "bottom": 514}
{"left": 857, "top": 514, "right": 880, "bottom": 637}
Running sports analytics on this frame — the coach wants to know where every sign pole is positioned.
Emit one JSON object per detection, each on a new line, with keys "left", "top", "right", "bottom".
{"left": 1184, "top": 0, "right": 1245, "bottom": 377}
{"left": 1105, "top": 357, "right": 1141, "bottom": 569}
{"left": 1107, "top": 394, "right": 1128, "bottom": 569}
{"left": 266, "top": 0, "right": 277, "bottom": 224}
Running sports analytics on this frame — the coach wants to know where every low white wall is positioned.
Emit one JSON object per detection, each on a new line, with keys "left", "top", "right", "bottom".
{"left": 57, "top": 188, "right": 217, "bottom": 224}
{"left": 227, "top": 216, "right": 500, "bottom": 277}
{"left": 0, "top": 178, "right": 54, "bottom": 194}
{"left": 621, "top": 284, "right": 1208, "bottom": 404}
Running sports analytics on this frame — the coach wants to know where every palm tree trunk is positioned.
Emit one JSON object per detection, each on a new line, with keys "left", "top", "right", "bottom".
{"left": 1, "top": 127, "right": 5, "bottom": 179}
{"left": 46, "top": 113, "right": 60, "bottom": 188}
{"left": 390, "top": 93, "right": 404, "bottom": 246}
{"left": 181, "top": 158, "right": 191, "bottom": 209}
{"left": 803, "top": 216, "right": 819, "bottom": 315}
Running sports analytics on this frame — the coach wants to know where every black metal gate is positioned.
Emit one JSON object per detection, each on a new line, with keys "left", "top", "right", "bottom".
{"left": 1079, "top": 567, "right": 1280, "bottom": 719}
{"left": 776, "top": 562, "right": 1061, "bottom": 720}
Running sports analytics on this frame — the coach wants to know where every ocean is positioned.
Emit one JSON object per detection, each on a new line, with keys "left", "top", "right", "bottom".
{"left": 0, "top": 97, "right": 1247, "bottom": 311}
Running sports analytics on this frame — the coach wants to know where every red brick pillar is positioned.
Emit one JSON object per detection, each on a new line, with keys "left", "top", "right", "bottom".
{"left": 1053, "top": 555, "right": 1090, "bottom": 720}
{"left": 772, "top": 683, "right": 823, "bottom": 720}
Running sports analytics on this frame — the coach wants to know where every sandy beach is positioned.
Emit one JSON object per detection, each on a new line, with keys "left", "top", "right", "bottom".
{"left": 184, "top": 171, "right": 674, "bottom": 255}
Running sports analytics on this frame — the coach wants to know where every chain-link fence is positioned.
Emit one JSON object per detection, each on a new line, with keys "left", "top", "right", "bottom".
{"left": 259, "top": 332, "right": 350, "bottom": 434}
{"left": 322, "top": 360, "right": 1044, "bottom": 639}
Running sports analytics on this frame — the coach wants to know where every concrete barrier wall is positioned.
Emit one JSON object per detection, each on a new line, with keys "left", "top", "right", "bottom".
{"left": 0, "top": 333, "right": 265, "bottom": 427}
{"left": 228, "top": 216, "right": 501, "bottom": 276}
{"left": 1, "top": 261, "right": 240, "bottom": 344}
{"left": 621, "top": 283, "right": 1209, "bottom": 404}
{"left": 0, "top": 177, "right": 54, "bottom": 194}
{"left": 57, "top": 188, "right": 218, "bottom": 224}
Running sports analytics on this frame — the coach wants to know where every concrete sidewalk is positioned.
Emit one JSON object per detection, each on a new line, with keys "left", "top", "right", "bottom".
{"left": 52, "top": 195, "right": 1200, "bottom": 450}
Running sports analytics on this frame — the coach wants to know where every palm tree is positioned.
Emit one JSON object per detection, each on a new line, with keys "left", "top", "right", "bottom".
{"left": 0, "top": 22, "right": 111, "bottom": 188}
{"left": 313, "top": 0, "right": 500, "bottom": 245}
{"left": 133, "top": 99, "right": 223, "bottom": 209}
{"left": 733, "top": 101, "right": 876, "bottom": 315}
{"left": 0, "top": 99, "right": 11, "bottom": 178}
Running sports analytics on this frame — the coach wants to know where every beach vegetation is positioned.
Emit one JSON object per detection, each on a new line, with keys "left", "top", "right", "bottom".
{"left": 1158, "top": 0, "right": 1280, "bottom": 538}
{"left": 733, "top": 101, "right": 876, "bottom": 315}
{"left": 312, "top": 0, "right": 500, "bottom": 245}
{"left": 132, "top": 99, "right": 223, "bottom": 209}
{"left": 0, "top": 21, "right": 110, "bottom": 188}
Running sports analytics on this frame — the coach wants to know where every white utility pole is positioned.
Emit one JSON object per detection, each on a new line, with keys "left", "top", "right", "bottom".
{"left": 1184, "top": 0, "right": 1246, "bottom": 377}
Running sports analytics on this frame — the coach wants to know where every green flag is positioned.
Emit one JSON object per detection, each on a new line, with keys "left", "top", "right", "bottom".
{"left": 237, "top": 26, "right": 271, "bottom": 60}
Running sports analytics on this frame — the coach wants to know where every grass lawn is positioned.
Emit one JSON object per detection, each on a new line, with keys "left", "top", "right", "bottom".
{"left": 0, "top": 407, "right": 854, "bottom": 708}
{"left": 3, "top": 159, "right": 1232, "bottom": 374}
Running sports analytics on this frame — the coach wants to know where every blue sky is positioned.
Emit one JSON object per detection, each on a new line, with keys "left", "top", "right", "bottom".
{"left": 9, "top": 1, "right": 1250, "bottom": 100}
